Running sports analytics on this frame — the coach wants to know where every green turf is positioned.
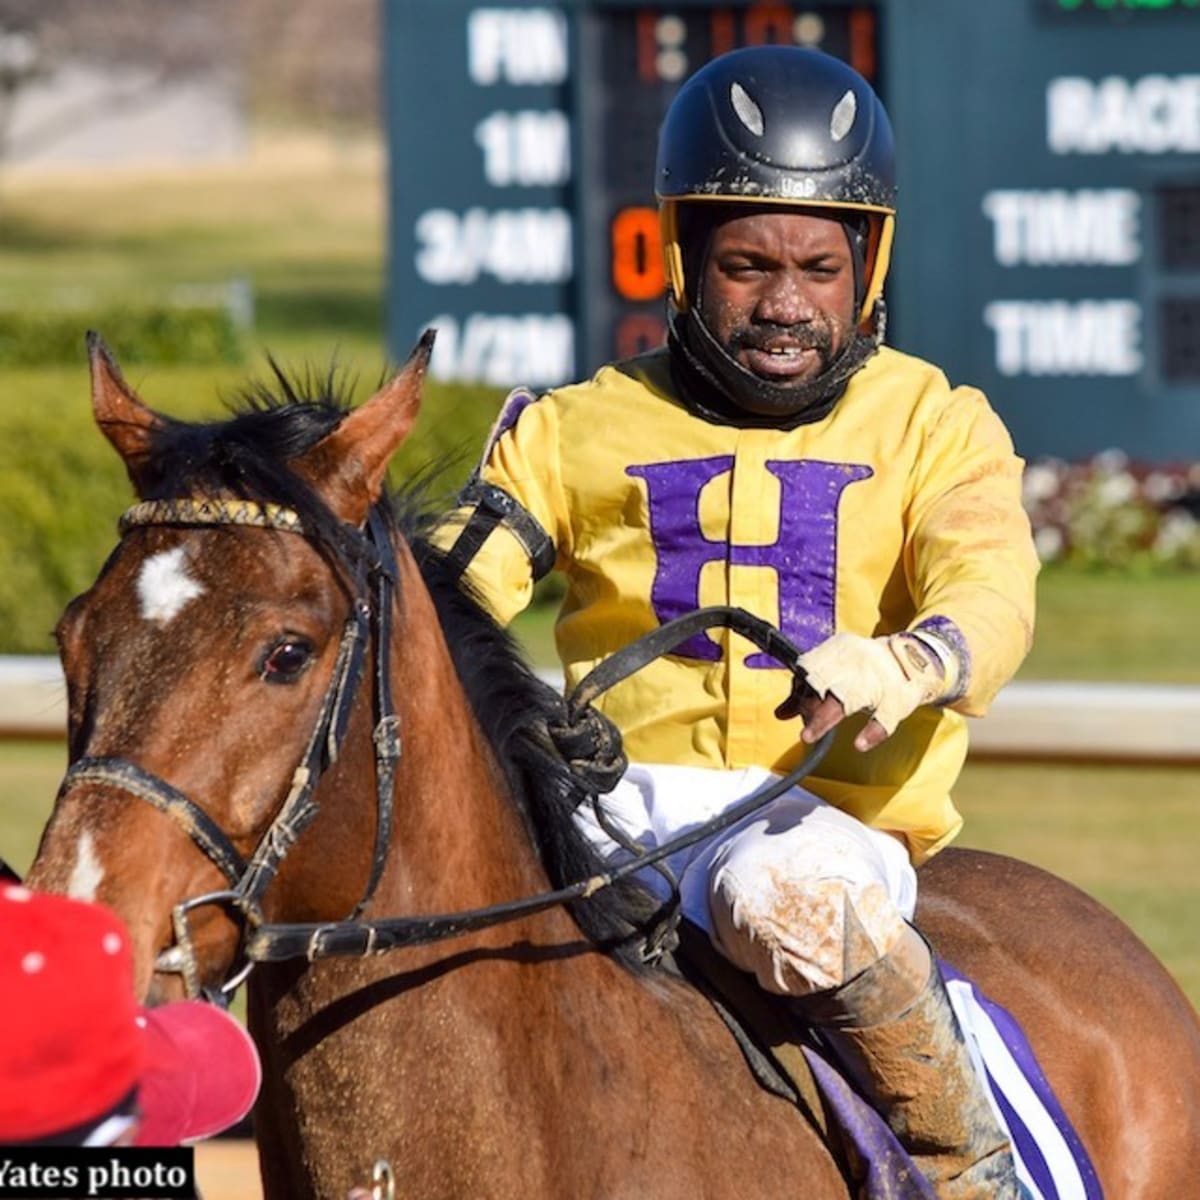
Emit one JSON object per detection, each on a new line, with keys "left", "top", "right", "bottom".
{"left": 0, "top": 741, "right": 65, "bottom": 875}
{"left": 0, "top": 149, "right": 508, "bottom": 654}
{"left": 0, "top": 148, "right": 386, "bottom": 346}
{"left": 955, "top": 760, "right": 1200, "bottom": 1004}
{"left": 1019, "top": 569, "right": 1200, "bottom": 683}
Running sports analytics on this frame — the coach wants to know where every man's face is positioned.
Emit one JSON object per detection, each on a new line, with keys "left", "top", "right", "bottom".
{"left": 697, "top": 209, "right": 857, "bottom": 387}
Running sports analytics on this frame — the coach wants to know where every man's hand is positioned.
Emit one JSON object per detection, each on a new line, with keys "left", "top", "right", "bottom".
{"left": 775, "top": 632, "right": 948, "bottom": 752}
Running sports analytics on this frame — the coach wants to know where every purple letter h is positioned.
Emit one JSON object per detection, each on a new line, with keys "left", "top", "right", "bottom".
{"left": 626, "top": 456, "right": 873, "bottom": 666}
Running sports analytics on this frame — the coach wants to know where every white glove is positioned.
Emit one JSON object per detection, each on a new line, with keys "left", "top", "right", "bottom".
{"left": 796, "top": 632, "right": 951, "bottom": 736}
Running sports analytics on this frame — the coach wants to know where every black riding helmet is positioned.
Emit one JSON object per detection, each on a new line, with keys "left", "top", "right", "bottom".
{"left": 656, "top": 46, "right": 897, "bottom": 426}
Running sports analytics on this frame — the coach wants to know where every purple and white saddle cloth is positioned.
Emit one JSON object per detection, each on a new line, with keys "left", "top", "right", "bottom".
{"left": 803, "top": 960, "right": 1105, "bottom": 1200}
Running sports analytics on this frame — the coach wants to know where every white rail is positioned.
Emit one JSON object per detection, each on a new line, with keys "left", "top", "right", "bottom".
{"left": 0, "top": 658, "right": 69, "bottom": 740}
{"left": 0, "top": 657, "right": 1196, "bottom": 762}
{"left": 970, "top": 680, "right": 1199, "bottom": 762}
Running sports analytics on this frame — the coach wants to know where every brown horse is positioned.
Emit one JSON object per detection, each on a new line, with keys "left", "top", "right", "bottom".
{"left": 26, "top": 334, "right": 1200, "bottom": 1199}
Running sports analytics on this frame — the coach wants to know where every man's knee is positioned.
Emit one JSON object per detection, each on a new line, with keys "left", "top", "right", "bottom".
{"left": 709, "top": 867, "right": 908, "bottom": 997}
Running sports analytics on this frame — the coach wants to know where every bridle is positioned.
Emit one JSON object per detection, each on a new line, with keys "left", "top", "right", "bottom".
{"left": 58, "top": 496, "right": 403, "bottom": 1001}
{"left": 56, "top": 496, "right": 831, "bottom": 1001}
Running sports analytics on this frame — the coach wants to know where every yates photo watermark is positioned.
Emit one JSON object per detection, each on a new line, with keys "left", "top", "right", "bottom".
{"left": 0, "top": 1148, "right": 194, "bottom": 1199}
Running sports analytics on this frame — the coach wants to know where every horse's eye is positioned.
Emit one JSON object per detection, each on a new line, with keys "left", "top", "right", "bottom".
{"left": 259, "top": 638, "right": 314, "bottom": 684}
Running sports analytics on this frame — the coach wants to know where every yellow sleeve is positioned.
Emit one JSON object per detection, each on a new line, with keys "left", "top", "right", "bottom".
{"left": 429, "top": 389, "right": 568, "bottom": 627}
{"left": 905, "top": 387, "right": 1039, "bottom": 717}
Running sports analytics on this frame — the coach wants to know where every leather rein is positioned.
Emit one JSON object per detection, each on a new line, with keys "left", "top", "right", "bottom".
{"left": 56, "top": 498, "right": 831, "bottom": 1000}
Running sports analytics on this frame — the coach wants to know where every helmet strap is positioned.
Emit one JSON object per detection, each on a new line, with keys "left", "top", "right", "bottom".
{"left": 667, "top": 302, "right": 880, "bottom": 430}
{"left": 846, "top": 215, "right": 870, "bottom": 324}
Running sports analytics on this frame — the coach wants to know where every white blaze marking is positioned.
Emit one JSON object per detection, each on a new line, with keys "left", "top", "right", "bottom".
{"left": 67, "top": 830, "right": 105, "bottom": 902}
{"left": 137, "top": 546, "right": 204, "bottom": 623}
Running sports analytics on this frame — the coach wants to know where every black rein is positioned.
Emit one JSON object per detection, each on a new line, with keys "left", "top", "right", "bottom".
{"left": 244, "top": 605, "right": 832, "bottom": 965}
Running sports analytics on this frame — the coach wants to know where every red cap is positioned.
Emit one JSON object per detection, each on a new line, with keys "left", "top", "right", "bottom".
{"left": 0, "top": 885, "right": 261, "bottom": 1145}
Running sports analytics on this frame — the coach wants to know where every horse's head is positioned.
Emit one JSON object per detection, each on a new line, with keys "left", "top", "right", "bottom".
{"left": 26, "top": 332, "right": 433, "bottom": 1000}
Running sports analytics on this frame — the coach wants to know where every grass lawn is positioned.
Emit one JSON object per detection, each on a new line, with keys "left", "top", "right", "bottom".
{"left": 1021, "top": 569, "right": 1200, "bottom": 683}
{"left": 0, "top": 741, "right": 64, "bottom": 875}
{"left": 0, "top": 140, "right": 505, "bottom": 655}
{"left": 1, "top": 136, "right": 386, "bottom": 352}
{"left": 0, "top": 136, "right": 441, "bottom": 434}
{"left": 954, "top": 760, "right": 1200, "bottom": 1004}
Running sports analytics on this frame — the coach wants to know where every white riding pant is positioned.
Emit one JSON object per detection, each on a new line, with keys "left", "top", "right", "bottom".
{"left": 576, "top": 762, "right": 918, "bottom": 997}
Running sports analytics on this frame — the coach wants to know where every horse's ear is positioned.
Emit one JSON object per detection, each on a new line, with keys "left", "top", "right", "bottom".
{"left": 293, "top": 330, "right": 435, "bottom": 526}
{"left": 88, "top": 331, "right": 165, "bottom": 497}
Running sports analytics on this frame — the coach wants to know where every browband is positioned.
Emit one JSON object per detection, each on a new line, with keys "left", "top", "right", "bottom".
{"left": 119, "top": 498, "right": 305, "bottom": 535}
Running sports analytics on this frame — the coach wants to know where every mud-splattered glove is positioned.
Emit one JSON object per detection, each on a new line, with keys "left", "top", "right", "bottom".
{"left": 780, "top": 632, "right": 955, "bottom": 738}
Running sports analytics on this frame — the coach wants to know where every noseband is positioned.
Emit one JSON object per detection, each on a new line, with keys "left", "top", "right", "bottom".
{"left": 58, "top": 497, "right": 403, "bottom": 1001}
{"left": 58, "top": 498, "right": 831, "bottom": 1000}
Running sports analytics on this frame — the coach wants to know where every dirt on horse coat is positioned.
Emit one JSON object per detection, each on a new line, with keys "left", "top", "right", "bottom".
{"left": 25, "top": 335, "right": 1200, "bottom": 1199}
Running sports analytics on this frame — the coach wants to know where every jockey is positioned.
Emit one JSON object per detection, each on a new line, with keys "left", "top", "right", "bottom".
{"left": 437, "top": 46, "right": 1037, "bottom": 1199}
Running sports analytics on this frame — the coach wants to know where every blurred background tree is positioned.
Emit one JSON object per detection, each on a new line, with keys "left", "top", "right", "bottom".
{"left": 0, "top": 0, "right": 241, "bottom": 161}
{"left": 0, "top": 0, "right": 379, "bottom": 169}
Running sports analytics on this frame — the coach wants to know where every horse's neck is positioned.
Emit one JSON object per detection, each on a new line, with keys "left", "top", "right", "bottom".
{"left": 251, "top": 544, "right": 634, "bottom": 1196}
{"left": 382, "top": 544, "right": 564, "bottom": 920}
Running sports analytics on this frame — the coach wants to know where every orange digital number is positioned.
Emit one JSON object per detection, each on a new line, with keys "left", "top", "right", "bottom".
{"left": 745, "top": 4, "right": 794, "bottom": 45}
{"left": 849, "top": 8, "right": 878, "bottom": 81}
{"left": 615, "top": 314, "right": 668, "bottom": 360}
{"left": 710, "top": 9, "right": 736, "bottom": 58}
{"left": 635, "top": 10, "right": 659, "bottom": 84}
{"left": 611, "top": 207, "right": 666, "bottom": 302}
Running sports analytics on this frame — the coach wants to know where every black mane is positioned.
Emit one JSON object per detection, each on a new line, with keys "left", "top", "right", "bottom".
{"left": 141, "top": 363, "right": 656, "bottom": 960}
{"left": 407, "top": 522, "right": 658, "bottom": 961}
{"left": 136, "top": 363, "right": 364, "bottom": 573}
